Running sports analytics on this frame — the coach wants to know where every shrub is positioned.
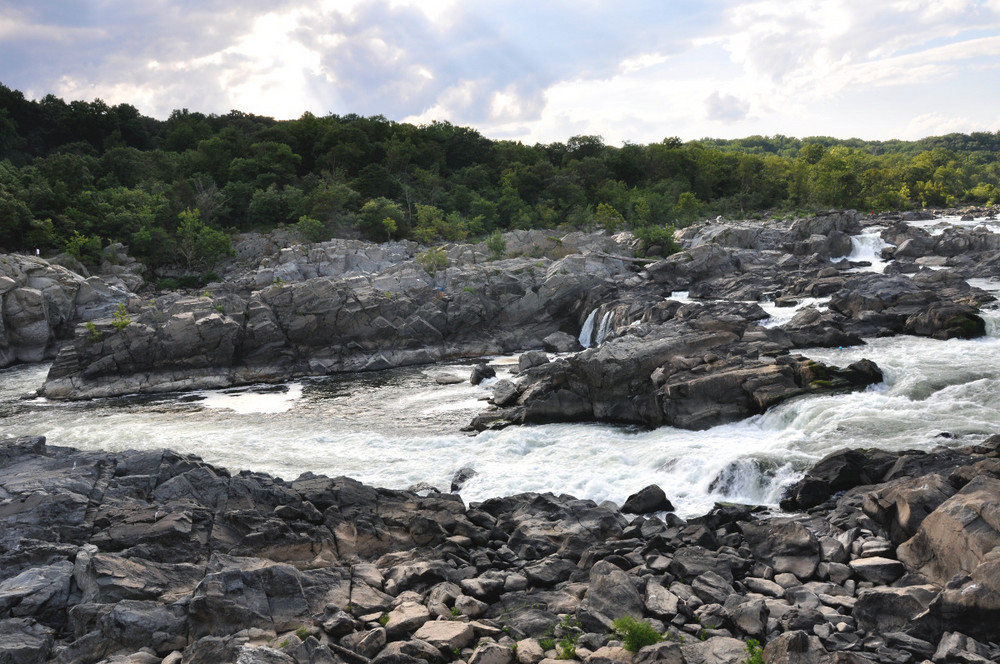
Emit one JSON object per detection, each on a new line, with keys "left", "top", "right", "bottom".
{"left": 742, "top": 639, "right": 764, "bottom": 664}
{"left": 417, "top": 247, "right": 449, "bottom": 276}
{"left": 294, "top": 626, "right": 311, "bottom": 640}
{"left": 111, "top": 302, "right": 131, "bottom": 330}
{"left": 612, "top": 616, "right": 664, "bottom": 652}
{"left": 84, "top": 321, "right": 103, "bottom": 343}
{"left": 485, "top": 230, "right": 506, "bottom": 259}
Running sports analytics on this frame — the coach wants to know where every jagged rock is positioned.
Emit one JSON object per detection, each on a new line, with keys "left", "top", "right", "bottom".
{"left": 853, "top": 585, "right": 939, "bottom": 633}
{"left": 579, "top": 560, "right": 644, "bottom": 629}
{"left": 680, "top": 636, "right": 750, "bottom": 664}
{"left": 542, "top": 331, "right": 581, "bottom": 353}
{"left": 383, "top": 602, "right": 431, "bottom": 639}
{"left": 932, "top": 631, "right": 994, "bottom": 663}
{"left": 896, "top": 475, "right": 1000, "bottom": 586}
{"left": 741, "top": 520, "right": 820, "bottom": 580}
{"left": 469, "top": 641, "right": 514, "bottom": 664}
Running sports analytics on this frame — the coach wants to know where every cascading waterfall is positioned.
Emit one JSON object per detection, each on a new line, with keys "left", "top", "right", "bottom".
{"left": 578, "top": 309, "right": 598, "bottom": 348}
{"left": 836, "top": 228, "right": 893, "bottom": 273}
{"left": 594, "top": 310, "right": 616, "bottom": 346}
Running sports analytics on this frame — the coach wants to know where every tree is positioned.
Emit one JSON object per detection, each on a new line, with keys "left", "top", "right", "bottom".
{"left": 357, "top": 197, "right": 404, "bottom": 242}
{"left": 175, "top": 208, "right": 231, "bottom": 270}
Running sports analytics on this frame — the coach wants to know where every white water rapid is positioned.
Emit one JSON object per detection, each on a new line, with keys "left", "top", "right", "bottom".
{"left": 3, "top": 216, "right": 997, "bottom": 517}
{"left": 3, "top": 305, "right": 998, "bottom": 517}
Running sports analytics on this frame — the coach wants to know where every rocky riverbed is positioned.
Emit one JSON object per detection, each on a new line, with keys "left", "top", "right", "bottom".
{"left": 1, "top": 434, "right": 998, "bottom": 664}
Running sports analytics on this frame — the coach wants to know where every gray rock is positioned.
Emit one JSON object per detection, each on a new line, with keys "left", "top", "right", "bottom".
{"left": 742, "top": 520, "right": 820, "bottom": 580}
{"left": 853, "top": 585, "right": 939, "bottom": 633}
{"left": 762, "top": 630, "right": 833, "bottom": 664}
{"left": 848, "top": 557, "right": 904, "bottom": 584}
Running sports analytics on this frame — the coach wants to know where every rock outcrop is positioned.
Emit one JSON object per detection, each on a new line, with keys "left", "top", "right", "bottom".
{"left": 2, "top": 434, "right": 1000, "bottom": 663}
{"left": 0, "top": 253, "right": 128, "bottom": 366}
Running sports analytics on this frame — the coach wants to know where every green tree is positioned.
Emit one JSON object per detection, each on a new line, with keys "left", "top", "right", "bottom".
{"left": 176, "top": 208, "right": 231, "bottom": 269}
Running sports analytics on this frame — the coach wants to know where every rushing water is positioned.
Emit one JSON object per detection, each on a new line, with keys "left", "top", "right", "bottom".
{"left": 2, "top": 217, "right": 998, "bottom": 517}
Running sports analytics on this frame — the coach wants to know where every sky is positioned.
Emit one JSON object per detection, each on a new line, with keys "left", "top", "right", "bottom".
{"left": 2, "top": 0, "right": 1000, "bottom": 146}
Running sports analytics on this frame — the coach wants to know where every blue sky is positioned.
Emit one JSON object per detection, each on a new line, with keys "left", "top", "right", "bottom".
{"left": 2, "top": 0, "right": 999, "bottom": 145}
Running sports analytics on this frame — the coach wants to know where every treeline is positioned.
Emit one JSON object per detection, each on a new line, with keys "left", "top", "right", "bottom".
{"left": 1, "top": 83, "right": 999, "bottom": 273}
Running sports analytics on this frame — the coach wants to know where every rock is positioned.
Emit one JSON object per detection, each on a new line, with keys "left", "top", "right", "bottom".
{"left": 848, "top": 557, "right": 904, "bottom": 584}
{"left": 492, "top": 380, "right": 520, "bottom": 407}
{"left": 680, "top": 636, "right": 749, "bottom": 664}
{"left": 932, "top": 631, "right": 994, "bottom": 663}
{"left": 853, "top": 585, "right": 939, "bottom": 633}
{"left": 543, "top": 332, "right": 581, "bottom": 353}
{"left": 451, "top": 467, "right": 478, "bottom": 492}
{"left": 0, "top": 618, "right": 55, "bottom": 664}
{"left": 741, "top": 520, "right": 820, "bottom": 580}
{"left": 924, "top": 549, "right": 1000, "bottom": 643}
{"left": 762, "top": 630, "right": 833, "bottom": 664}
{"left": 896, "top": 476, "right": 1000, "bottom": 586}
{"left": 621, "top": 485, "right": 674, "bottom": 514}
{"left": 411, "top": 620, "right": 475, "bottom": 652}
{"left": 644, "top": 582, "right": 680, "bottom": 618}
{"left": 470, "top": 363, "right": 496, "bottom": 385}
{"left": 579, "top": 560, "right": 644, "bottom": 629}
{"left": 690, "top": 571, "right": 733, "bottom": 606}
{"left": 518, "top": 351, "right": 550, "bottom": 372}
{"left": 383, "top": 601, "right": 432, "bottom": 639}
{"left": 235, "top": 644, "right": 298, "bottom": 663}
{"left": 469, "top": 642, "right": 514, "bottom": 664}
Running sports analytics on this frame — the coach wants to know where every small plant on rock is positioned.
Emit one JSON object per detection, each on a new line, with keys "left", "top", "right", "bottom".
{"left": 742, "top": 639, "right": 764, "bottom": 664}
{"left": 84, "top": 321, "right": 103, "bottom": 343}
{"left": 295, "top": 626, "right": 311, "bottom": 640}
{"left": 111, "top": 302, "right": 131, "bottom": 330}
{"left": 612, "top": 616, "right": 664, "bottom": 652}
{"left": 378, "top": 612, "right": 390, "bottom": 626}
{"left": 417, "top": 247, "right": 449, "bottom": 276}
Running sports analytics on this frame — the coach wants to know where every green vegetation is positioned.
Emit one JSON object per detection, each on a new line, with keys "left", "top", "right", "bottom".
{"left": 1, "top": 83, "right": 999, "bottom": 279}
{"left": 110, "top": 302, "right": 131, "bottom": 330}
{"left": 485, "top": 229, "right": 507, "bottom": 259}
{"left": 84, "top": 321, "right": 103, "bottom": 342}
{"left": 378, "top": 612, "right": 390, "bottom": 626}
{"left": 417, "top": 247, "right": 448, "bottom": 276}
{"left": 742, "top": 639, "right": 764, "bottom": 664}
{"left": 294, "top": 626, "right": 311, "bottom": 640}
{"left": 612, "top": 616, "right": 664, "bottom": 652}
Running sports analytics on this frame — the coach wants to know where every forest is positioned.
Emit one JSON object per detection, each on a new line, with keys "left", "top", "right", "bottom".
{"left": 1, "top": 83, "right": 999, "bottom": 278}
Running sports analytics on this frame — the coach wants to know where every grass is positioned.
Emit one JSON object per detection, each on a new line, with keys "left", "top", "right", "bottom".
{"left": 742, "top": 639, "right": 764, "bottom": 664}
{"left": 612, "top": 616, "right": 664, "bottom": 652}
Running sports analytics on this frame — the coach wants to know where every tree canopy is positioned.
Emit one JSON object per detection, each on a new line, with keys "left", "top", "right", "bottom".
{"left": 1, "top": 83, "right": 998, "bottom": 275}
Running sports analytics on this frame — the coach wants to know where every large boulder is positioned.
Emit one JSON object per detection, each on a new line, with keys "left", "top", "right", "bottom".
{"left": 896, "top": 476, "right": 1000, "bottom": 586}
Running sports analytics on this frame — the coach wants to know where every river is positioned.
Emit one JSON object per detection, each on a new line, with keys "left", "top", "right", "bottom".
{"left": 2, "top": 217, "right": 998, "bottom": 517}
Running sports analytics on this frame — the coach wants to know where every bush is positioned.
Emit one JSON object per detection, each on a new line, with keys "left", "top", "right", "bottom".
{"left": 416, "top": 247, "right": 449, "bottom": 276}
{"left": 612, "top": 616, "right": 664, "bottom": 652}
{"left": 742, "top": 639, "right": 764, "bottom": 664}
{"left": 111, "top": 302, "right": 131, "bottom": 330}
{"left": 485, "top": 230, "right": 506, "bottom": 259}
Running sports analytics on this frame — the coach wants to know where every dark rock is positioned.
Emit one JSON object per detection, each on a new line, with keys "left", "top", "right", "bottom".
{"left": 741, "top": 520, "right": 820, "bottom": 580}
{"left": 621, "top": 485, "right": 674, "bottom": 514}
{"left": 451, "top": 467, "right": 477, "bottom": 492}
{"left": 470, "top": 363, "right": 496, "bottom": 385}
{"left": 517, "top": 351, "right": 550, "bottom": 372}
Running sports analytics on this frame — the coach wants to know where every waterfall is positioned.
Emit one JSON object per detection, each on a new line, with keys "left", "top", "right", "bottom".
{"left": 595, "top": 310, "right": 616, "bottom": 346}
{"left": 579, "top": 309, "right": 598, "bottom": 348}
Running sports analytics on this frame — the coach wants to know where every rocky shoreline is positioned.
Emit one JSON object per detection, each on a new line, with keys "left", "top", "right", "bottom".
{"left": 1, "top": 434, "right": 998, "bottom": 664}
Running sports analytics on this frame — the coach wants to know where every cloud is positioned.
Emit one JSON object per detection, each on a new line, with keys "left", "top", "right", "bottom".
{"left": 704, "top": 92, "right": 750, "bottom": 123}
{"left": 0, "top": 0, "right": 997, "bottom": 144}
